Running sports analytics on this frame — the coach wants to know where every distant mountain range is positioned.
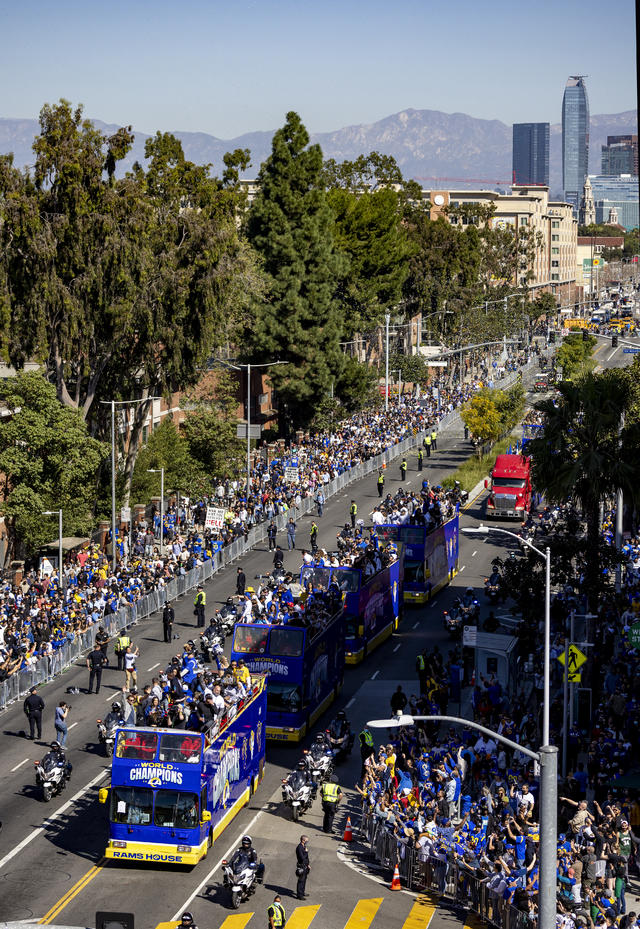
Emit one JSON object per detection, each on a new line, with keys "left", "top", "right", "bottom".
{"left": 0, "top": 107, "right": 636, "bottom": 197}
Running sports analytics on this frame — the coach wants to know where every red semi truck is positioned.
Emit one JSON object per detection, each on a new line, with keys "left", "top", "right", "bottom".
{"left": 485, "top": 453, "right": 533, "bottom": 519}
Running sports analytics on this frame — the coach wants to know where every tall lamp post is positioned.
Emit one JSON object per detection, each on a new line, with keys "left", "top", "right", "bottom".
{"left": 384, "top": 313, "right": 391, "bottom": 412}
{"left": 461, "top": 524, "right": 551, "bottom": 746}
{"left": 99, "top": 396, "right": 160, "bottom": 572}
{"left": 43, "top": 508, "right": 64, "bottom": 596}
{"left": 367, "top": 713, "right": 557, "bottom": 929}
{"left": 147, "top": 468, "right": 165, "bottom": 557}
{"left": 224, "top": 361, "right": 287, "bottom": 502}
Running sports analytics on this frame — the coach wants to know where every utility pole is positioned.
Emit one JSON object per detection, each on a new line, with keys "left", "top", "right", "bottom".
{"left": 384, "top": 313, "right": 390, "bottom": 412}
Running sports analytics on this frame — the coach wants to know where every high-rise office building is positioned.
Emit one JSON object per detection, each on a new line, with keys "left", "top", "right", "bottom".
{"left": 512, "top": 123, "right": 550, "bottom": 185}
{"left": 562, "top": 75, "right": 590, "bottom": 210}
{"left": 601, "top": 135, "right": 638, "bottom": 176}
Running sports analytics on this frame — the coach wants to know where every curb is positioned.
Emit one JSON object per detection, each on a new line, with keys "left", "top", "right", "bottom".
{"left": 462, "top": 477, "right": 488, "bottom": 510}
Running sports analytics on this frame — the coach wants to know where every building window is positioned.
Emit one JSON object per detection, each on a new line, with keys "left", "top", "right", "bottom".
{"left": 552, "top": 247, "right": 559, "bottom": 254}
{"left": 551, "top": 221, "right": 560, "bottom": 228}
{"left": 552, "top": 234, "right": 559, "bottom": 242}
{"left": 551, "top": 260, "right": 559, "bottom": 268}
{"left": 551, "top": 273, "right": 559, "bottom": 281}
{"left": 520, "top": 217, "right": 528, "bottom": 226}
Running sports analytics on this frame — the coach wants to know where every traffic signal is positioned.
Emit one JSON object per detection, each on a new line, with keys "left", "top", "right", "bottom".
{"left": 612, "top": 334, "right": 619, "bottom": 348}
{"left": 582, "top": 329, "right": 589, "bottom": 342}
{"left": 549, "top": 331, "right": 556, "bottom": 344}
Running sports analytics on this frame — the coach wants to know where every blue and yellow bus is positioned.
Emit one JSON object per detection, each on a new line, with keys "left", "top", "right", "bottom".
{"left": 230, "top": 609, "right": 345, "bottom": 742}
{"left": 376, "top": 514, "right": 459, "bottom": 605}
{"left": 299, "top": 553, "right": 404, "bottom": 665}
{"left": 99, "top": 678, "right": 266, "bottom": 866}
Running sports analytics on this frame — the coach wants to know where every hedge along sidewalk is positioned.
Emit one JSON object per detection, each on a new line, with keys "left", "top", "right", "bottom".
{"left": 0, "top": 357, "right": 539, "bottom": 713}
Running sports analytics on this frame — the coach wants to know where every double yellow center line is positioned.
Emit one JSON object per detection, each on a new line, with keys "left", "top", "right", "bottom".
{"left": 39, "top": 857, "right": 105, "bottom": 925}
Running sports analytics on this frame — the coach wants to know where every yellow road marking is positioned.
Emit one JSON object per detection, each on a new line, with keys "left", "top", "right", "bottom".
{"left": 218, "top": 916, "right": 254, "bottom": 929}
{"left": 344, "top": 897, "right": 384, "bottom": 929}
{"left": 402, "top": 894, "right": 437, "bottom": 929}
{"left": 39, "top": 858, "right": 105, "bottom": 924}
{"left": 155, "top": 923, "right": 180, "bottom": 929}
{"left": 287, "top": 905, "right": 321, "bottom": 929}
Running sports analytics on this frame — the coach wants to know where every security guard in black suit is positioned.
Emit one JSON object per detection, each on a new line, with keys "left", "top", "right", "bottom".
{"left": 295, "top": 834, "right": 310, "bottom": 899}
{"left": 23, "top": 686, "right": 44, "bottom": 740}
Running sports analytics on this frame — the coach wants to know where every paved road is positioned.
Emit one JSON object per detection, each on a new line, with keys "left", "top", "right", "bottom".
{"left": 0, "top": 353, "right": 628, "bottom": 929}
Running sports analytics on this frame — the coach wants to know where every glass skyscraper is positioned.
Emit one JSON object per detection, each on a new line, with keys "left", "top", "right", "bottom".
{"left": 562, "top": 75, "right": 589, "bottom": 209}
{"left": 512, "top": 123, "right": 550, "bottom": 185}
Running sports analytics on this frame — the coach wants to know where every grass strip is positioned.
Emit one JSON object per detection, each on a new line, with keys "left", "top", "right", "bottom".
{"left": 442, "top": 436, "right": 515, "bottom": 493}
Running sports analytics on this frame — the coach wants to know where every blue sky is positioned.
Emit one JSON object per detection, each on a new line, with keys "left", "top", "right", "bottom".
{"left": 0, "top": 0, "right": 636, "bottom": 138}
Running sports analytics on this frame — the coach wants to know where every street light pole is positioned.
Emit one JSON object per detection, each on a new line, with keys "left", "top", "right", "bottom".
{"left": 43, "top": 509, "right": 64, "bottom": 596}
{"left": 367, "top": 713, "right": 558, "bottom": 929}
{"left": 246, "top": 363, "right": 251, "bottom": 503}
{"left": 100, "top": 396, "right": 160, "bottom": 572}
{"left": 147, "top": 468, "right": 165, "bottom": 557}
{"left": 385, "top": 313, "right": 390, "bottom": 412}
{"left": 461, "top": 524, "right": 551, "bottom": 747}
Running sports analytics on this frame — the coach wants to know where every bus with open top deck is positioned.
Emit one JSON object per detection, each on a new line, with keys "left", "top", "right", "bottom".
{"left": 230, "top": 604, "right": 345, "bottom": 742}
{"left": 375, "top": 515, "right": 458, "bottom": 606}
{"left": 99, "top": 676, "right": 266, "bottom": 866}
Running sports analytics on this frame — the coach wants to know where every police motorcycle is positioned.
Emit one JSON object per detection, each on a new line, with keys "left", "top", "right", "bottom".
{"left": 442, "top": 601, "right": 463, "bottom": 637}
{"left": 96, "top": 702, "right": 124, "bottom": 756}
{"left": 281, "top": 761, "right": 316, "bottom": 822}
{"left": 484, "top": 568, "right": 502, "bottom": 603}
{"left": 221, "top": 835, "right": 264, "bottom": 909}
{"left": 34, "top": 741, "right": 72, "bottom": 802}
{"left": 200, "top": 620, "right": 225, "bottom": 665}
{"left": 327, "top": 711, "right": 354, "bottom": 763}
{"left": 303, "top": 732, "right": 334, "bottom": 783}
{"left": 459, "top": 587, "right": 480, "bottom": 622}
{"left": 217, "top": 599, "right": 238, "bottom": 637}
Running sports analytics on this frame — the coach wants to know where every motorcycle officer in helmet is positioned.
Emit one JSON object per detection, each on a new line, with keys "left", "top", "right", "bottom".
{"left": 226, "top": 835, "right": 265, "bottom": 883}
{"left": 295, "top": 759, "right": 318, "bottom": 799}
{"left": 178, "top": 913, "right": 198, "bottom": 929}
{"left": 104, "top": 701, "right": 124, "bottom": 730}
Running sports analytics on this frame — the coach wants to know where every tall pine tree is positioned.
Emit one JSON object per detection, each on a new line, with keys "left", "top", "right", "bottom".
{"left": 244, "top": 112, "right": 343, "bottom": 429}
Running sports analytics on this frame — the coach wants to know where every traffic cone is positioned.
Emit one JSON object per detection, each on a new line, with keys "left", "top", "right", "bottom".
{"left": 470, "top": 668, "right": 476, "bottom": 687}
{"left": 343, "top": 816, "right": 353, "bottom": 842}
{"left": 390, "top": 863, "right": 402, "bottom": 891}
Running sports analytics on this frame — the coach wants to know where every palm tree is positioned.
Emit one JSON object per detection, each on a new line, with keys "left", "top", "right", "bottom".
{"left": 528, "top": 367, "right": 639, "bottom": 605}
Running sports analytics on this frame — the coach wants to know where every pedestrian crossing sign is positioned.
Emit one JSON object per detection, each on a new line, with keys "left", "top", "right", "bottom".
{"left": 557, "top": 644, "right": 587, "bottom": 672}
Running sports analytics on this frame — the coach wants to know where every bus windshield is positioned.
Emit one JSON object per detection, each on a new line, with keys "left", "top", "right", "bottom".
{"left": 404, "top": 560, "right": 425, "bottom": 584}
{"left": 233, "top": 626, "right": 269, "bottom": 654}
{"left": 115, "top": 731, "right": 158, "bottom": 760}
{"left": 110, "top": 786, "right": 153, "bottom": 824}
{"left": 154, "top": 790, "right": 199, "bottom": 828}
{"left": 268, "top": 627, "right": 304, "bottom": 657}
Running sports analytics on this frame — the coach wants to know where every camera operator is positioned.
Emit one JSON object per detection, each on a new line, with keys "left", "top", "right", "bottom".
{"left": 54, "top": 701, "right": 70, "bottom": 747}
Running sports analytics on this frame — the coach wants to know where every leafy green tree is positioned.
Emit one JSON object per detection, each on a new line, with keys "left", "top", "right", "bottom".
{"left": 528, "top": 368, "right": 640, "bottom": 605}
{"left": 0, "top": 100, "right": 260, "bottom": 501}
{"left": 244, "top": 112, "right": 344, "bottom": 430}
{"left": 461, "top": 395, "right": 502, "bottom": 447}
{"left": 327, "top": 185, "right": 412, "bottom": 336}
{"left": 492, "top": 381, "right": 526, "bottom": 433}
{"left": 388, "top": 351, "right": 430, "bottom": 387}
{"left": 555, "top": 332, "right": 596, "bottom": 380}
{"left": 334, "top": 357, "right": 380, "bottom": 413}
{"left": 181, "top": 370, "right": 244, "bottom": 477}
{"left": 0, "top": 372, "right": 107, "bottom": 564}
{"left": 130, "top": 417, "right": 207, "bottom": 505}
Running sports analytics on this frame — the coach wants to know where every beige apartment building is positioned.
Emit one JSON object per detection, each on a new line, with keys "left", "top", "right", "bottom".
{"left": 423, "top": 186, "right": 578, "bottom": 305}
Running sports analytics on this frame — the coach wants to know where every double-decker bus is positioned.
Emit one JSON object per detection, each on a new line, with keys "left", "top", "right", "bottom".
{"left": 298, "top": 548, "right": 404, "bottom": 665}
{"left": 99, "top": 677, "right": 267, "bottom": 865}
{"left": 230, "top": 608, "right": 345, "bottom": 742}
{"left": 376, "top": 515, "right": 459, "bottom": 605}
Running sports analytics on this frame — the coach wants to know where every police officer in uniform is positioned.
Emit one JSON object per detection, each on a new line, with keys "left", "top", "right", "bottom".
{"left": 359, "top": 726, "right": 375, "bottom": 778}
{"left": 424, "top": 433, "right": 432, "bottom": 458}
{"left": 400, "top": 458, "right": 407, "bottom": 481}
{"left": 320, "top": 777, "right": 342, "bottom": 833}
{"left": 295, "top": 834, "right": 310, "bottom": 899}
{"left": 95, "top": 626, "right": 110, "bottom": 658}
{"left": 267, "top": 521, "right": 277, "bottom": 551}
{"left": 114, "top": 632, "right": 131, "bottom": 671}
{"left": 24, "top": 686, "right": 45, "bottom": 740}
{"left": 194, "top": 586, "right": 206, "bottom": 627}
{"left": 236, "top": 568, "right": 246, "bottom": 596}
{"left": 416, "top": 649, "right": 428, "bottom": 693}
{"left": 431, "top": 427, "right": 438, "bottom": 451}
{"left": 178, "top": 913, "right": 198, "bottom": 929}
{"left": 349, "top": 500, "right": 357, "bottom": 528}
{"left": 377, "top": 471, "right": 384, "bottom": 497}
{"left": 309, "top": 521, "right": 318, "bottom": 553}
{"left": 86, "top": 641, "right": 108, "bottom": 694}
{"left": 162, "top": 600, "right": 175, "bottom": 643}
{"left": 417, "top": 448, "right": 424, "bottom": 471}
{"left": 268, "top": 894, "right": 286, "bottom": 929}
